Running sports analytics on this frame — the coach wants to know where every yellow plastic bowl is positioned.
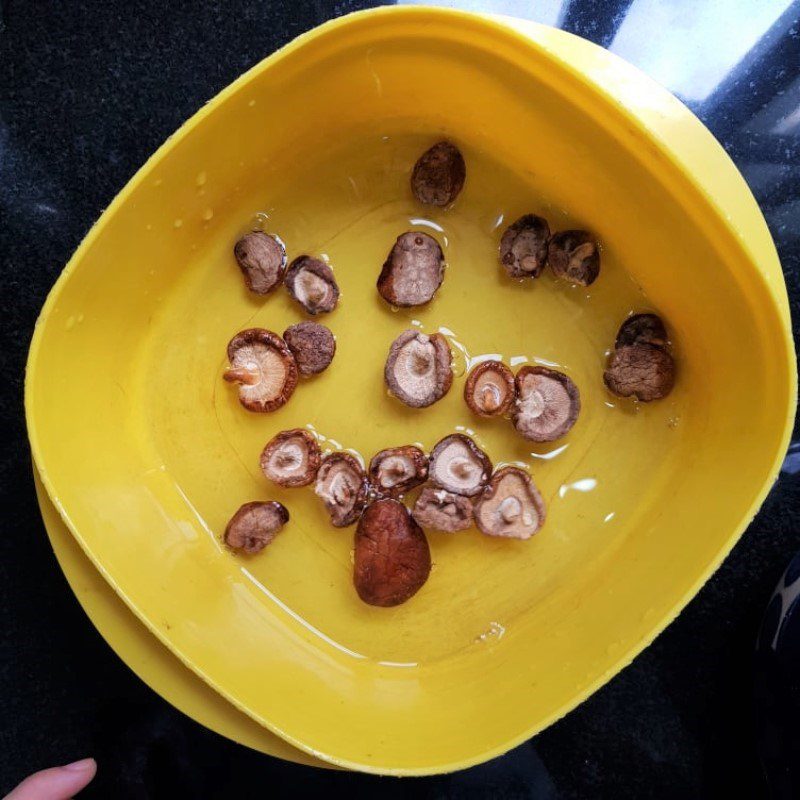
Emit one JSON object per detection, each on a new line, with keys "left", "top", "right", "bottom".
{"left": 26, "top": 8, "right": 796, "bottom": 775}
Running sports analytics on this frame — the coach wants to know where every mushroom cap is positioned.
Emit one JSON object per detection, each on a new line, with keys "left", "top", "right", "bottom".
{"left": 284, "top": 256, "right": 340, "bottom": 315}
{"left": 283, "top": 322, "right": 336, "bottom": 376}
{"left": 499, "top": 214, "right": 551, "bottom": 278}
{"left": 547, "top": 229, "right": 600, "bottom": 286}
{"left": 259, "top": 428, "right": 322, "bottom": 488}
{"left": 224, "top": 501, "right": 289, "bottom": 554}
{"left": 354, "top": 498, "right": 432, "bottom": 607}
{"left": 615, "top": 313, "right": 668, "bottom": 350}
{"left": 604, "top": 344, "right": 675, "bottom": 401}
{"left": 315, "top": 452, "right": 369, "bottom": 527}
{"left": 233, "top": 232, "right": 287, "bottom": 295}
{"left": 412, "top": 486, "right": 473, "bottom": 533}
{"left": 384, "top": 329, "right": 453, "bottom": 408}
{"left": 429, "top": 434, "right": 492, "bottom": 497}
{"left": 224, "top": 328, "right": 298, "bottom": 413}
{"left": 474, "top": 467, "right": 546, "bottom": 540}
{"left": 377, "top": 231, "right": 445, "bottom": 307}
{"left": 512, "top": 366, "right": 580, "bottom": 442}
{"left": 464, "top": 360, "right": 515, "bottom": 416}
{"left": 368, "top": 445, "right": 429, "bottom": 498}
{"left": 410, "top": 140, "right": 466, "bottom": 207}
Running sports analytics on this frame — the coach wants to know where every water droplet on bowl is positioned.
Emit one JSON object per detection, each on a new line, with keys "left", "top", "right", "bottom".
{"left": 474, "top": 621, "right": 506, "bottom": 643}
{"left": 195, "top": 171, "right": 207, "bottom": 187}
{"left": 173, "top": 218, "right": 183, "bottom": 229}
{"left": 202, "top": 208, "right": 214, "bottom": 221}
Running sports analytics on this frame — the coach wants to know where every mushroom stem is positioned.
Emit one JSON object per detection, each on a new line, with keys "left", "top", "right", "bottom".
{"left": 223, "top": 366, "right": 260, "bottom": 385}
{"left": 499, "top": 497, "right": 522, "bottom": 523}
{"left": 481, "top": 385, "right": 501, "bottom": 412}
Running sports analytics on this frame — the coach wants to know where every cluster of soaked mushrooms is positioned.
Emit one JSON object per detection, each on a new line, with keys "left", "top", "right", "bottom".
{"left": 500, "top": 215, "right": 601, "bottom": 286}
{"left": 223, "top": 323, "right": 335, "bottom": 412}
{"left": 221, "top": 140, "right": 677, "bottom": 607}
{"left": 382, "top": 331, "right": 582, "bottom": 443}
{"left": 240, "top": 429, "right": 546, "bottom": 606}
{"left": 604, "top": 313, "right": 676, "bottom": 401}
{"left": 376, "top": 142, "right": 602, "bottom": 311}
{"left": 234, "top": 233, "right": 340, "bottom": 315}
{"left": 467, "top": 361, "right": 581, "bottom": 441}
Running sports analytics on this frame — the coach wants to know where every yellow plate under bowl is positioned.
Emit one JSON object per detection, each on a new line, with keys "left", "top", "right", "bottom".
{"left": 26, "top": 8, "right": 796, "bottom": 774}
{"left": 33, "top": 470, "right": 327, "bottom": 768}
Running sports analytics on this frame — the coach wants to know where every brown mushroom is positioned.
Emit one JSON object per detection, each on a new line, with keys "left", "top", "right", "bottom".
{"left": 377, "top": 232, "right": 445, "bottom": 307}
{"left": 260, "top": 428, "right": 321, "bottom": 488}
{"left": 315, "top": 452, "right": 369, "bottom": 527}
{"left": 354, "top": 498, "right": 431, "bottom": 607}
{"left": 464, "top": 360, "right": 515, "bottom": 417}
{"left": 499, "top": 214, "right": 550, "bottom": 278}
{"left": 604, "top": 344, "right": 675, "bottom": 401}
{"left": 284, "top": 256, "right": 340, "bottom": 315}
{"left": 384, "top": 329, "right": 453, "bottom": 408}
{"left": 512, "top": 366, "right": 580, "bottom": 442}
{"left": 224, "top": 501, "right": 289, "bottom": 554}
{"left": 283, "top": 322, "right": 336, "bottom": 376}
{"left": 223, "top": 329, "right": 298, "bottom": 412}
{"left": 233, "top": 232, "right": 287, "bottom": 295}
{"left": 615, "top": 313, "right": 668, "bottom": 350}
{"left": 410, "top": 140, "right": 466, "bottom": 207}
{"left": 547, "top": 230, "right": 600, "bottom": 286}
{"left": 473, "top": 467, "right": 545, "bottom": 540}
{"left": 368, "top": 446, "right": 428, "bottom": 498}
{"left": 411, "top": 487, "right": 473, "bottom": 533}
{"left": 429, "top": 434, "right": 492, "bottom": 497}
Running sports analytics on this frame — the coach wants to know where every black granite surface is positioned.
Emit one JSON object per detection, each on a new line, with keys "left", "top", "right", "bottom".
{"left": 1, "top": 1, "right": 799, "bottom": 798}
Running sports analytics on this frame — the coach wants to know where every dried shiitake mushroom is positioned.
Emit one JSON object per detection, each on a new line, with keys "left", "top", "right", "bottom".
{"left": 315, "top": 452, "right": 369, "bottom": 527}
{"left": 224, "top": 501, "right": 289, "bottom": 554}
{"left": 412, "top": 487, "right": 473, "bottom": 533}
{"left": 410, "top": 140, "right": 466, "bottom": 207}
{"left": 354, "top": 498, "right": 432, "bottom": 607}
{"left": 499, "top": 214, "right": 550, "bottom": 278}
{"left": 429, "top": 434, "right": 492, "bottom": 497}
{"left": 513, "top": 366, "right": 580, "bottom": 442}
{"left": 223, "top": 328, "right": 298, "bottom": 412}
{"left": 284, "top": 256, "right": 340, "bottom": 315}
{"left": 377, "top": 232, "right": 445, "bottom": 307}
{"left": 604, "top": 344, "right": 675, "bottom": 402}
{"left": 474, "top": 467, "right": 545, "bottom": 540}
{"left": 233, "top": 232, "right": 286, "bottom": 295}
{"left": 283, "top": 322, "right": 336, "bottom": 376}
{"left": 368, "top": 445, "right": 428, "bottom": 498}
{"left": 547, "top": 230, "right": 600, "bottom": 286}
{"left": 615, "top": 313, "right": 668, "bottom": 350}
{"left": 384, "top": 329, "right": 453, "bottom": 408}
{"left": 260, "top": 428, "right": 321, "bottom": 488}
{"left": 464, "top": 360, "right": 515, "bottom": 417}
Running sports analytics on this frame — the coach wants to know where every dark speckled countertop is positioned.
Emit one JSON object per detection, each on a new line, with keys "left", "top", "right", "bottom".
{"left": 1, "top": 2, "right": 799, "bottom": 798}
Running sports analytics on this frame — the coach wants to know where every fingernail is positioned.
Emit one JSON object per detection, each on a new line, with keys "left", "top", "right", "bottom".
{"left": 63, "top": 758, "right": 95, "bottom": 772}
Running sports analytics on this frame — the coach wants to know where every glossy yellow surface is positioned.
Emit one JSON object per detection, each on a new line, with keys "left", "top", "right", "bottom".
{"left": 26, "top": 9, "right": 796, "bottom": 774}
{"left": 34, "top": 471, "right": 328, "bottom": 768}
